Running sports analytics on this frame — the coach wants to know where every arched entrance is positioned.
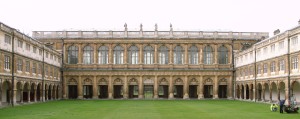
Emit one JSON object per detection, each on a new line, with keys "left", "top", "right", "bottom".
{"left": 2, "top": 81, "right": 11, "bottom": 104}
{"left": 291, "top": 81, "right": 300, "bottom": 104}
{"left": 236, "top": 85, "right": 240, "bottom": 99}
{"left": 271, "top": 82, "right": 277, "bottom": 102}
{"left": 83, "top": 78, "right": 93, "bottom": 99}
{"left": 30, "top": 83, "right": 36, "bottom": 102}
{"left": 264, "top": 83, "right": 270, "bottom": 101}
{"left": 37, "top": 83, "right": 42, "bottom": 101}
{"left": 48, "top": 84, "right": 52, "bottom": 100}
{"left": 245, "top": 84, "right": 250, "bottom": 100}
{"left": 279, "top": 82, "right": 285, "bottom": 100}
{"left": 113, "top": 78, "right": 123, "bottom": 99}
{"left": 23, "top": 82, "right": 30, "bottom": 102}
{"left": 144, "top": 79, "right": 154, "bottom": 99}
{"left": 204, "top": 78, "right": 213, "bottom": 98}
{"left": 128, "top": 78, "right": 138, "bottom": 99}
{"left": 68, "top": 78, "right": 78, "bottom": 99}
{"left": 158, "top": 78, "right": 168, "bottom": 99}
{"left": 16, "top": 82, "right": 23, "bottom": 103}
{"left": 189, "top": 78, "right": 198, "bottom": 99}
{"left": 257, "top": 83, "right": 262, "bottom": 101}
{"left": 241, "top": 85, "right": 245, "bottom": 99}
{"left": 218, "top": 78, "right": 227, "bottom": 98}
{"left": 174, "top": 78, "right": 183, "bottom": 99}
{"left": 98, "top": 78, "right": 108, "bottom": 99}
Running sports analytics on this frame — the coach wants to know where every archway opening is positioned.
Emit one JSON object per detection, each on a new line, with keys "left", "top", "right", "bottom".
{"left": 37, "top": 84, "right": 41, "bottom": 101}
{"left": 68, "top": 85, "right": 78, "bottom": 99}
{"left": 174, "top": 85, "right": 183, "bottom": 98}
{"left": 189, "top": 85, "right": 198, "bottom": 98}
{"left": 99, "top": 85, "right": 108, "bottom": 99}
{"left": 144, "top": 85, "right": 153, "bottom": 99}
{"left": 204, "top": 85, "right": 213, "bottom": 98}
{"left": 2, "top": 81, "right": 11, "bottom": 103}
{"left": 292, "top": 81, "right": 300, "bottom": 104}
{"left": 264, "top": 83, "right": 270, "bottom": 101}
{"left": 113, "top": 85, "right": 123, "bottom": 99}
{"left": 158, "top": 85, "right": 168, "bottom": 98}
{"left": 257, "top": 83, "right": 262, "bottom": 101}
{"left": 246, "top": 85, "right": 249, "bottom": 99}
{"left": 279, "top": 82, "right": 285, "bottom": 100}
{"left": 271, "top": 82, "right": 277, "bottom": 101}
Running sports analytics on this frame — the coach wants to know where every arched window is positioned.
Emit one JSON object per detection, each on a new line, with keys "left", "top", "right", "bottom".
{"left": 113, "top": 45, "right": 124, "bottom": 64}
{"left": 98, "top": 46, "right": 108, "bottom": 64}
{"left": 189, "top": 46, "right": 198, "bottom": 64}
{"left": 83, "top": 45, "right": 93, "bottom": 64}
{"left": 218, "top": 46, "right": 228, "bottom": 64}
{"left": 144, "top": 46, "right": 154, "bottom": 64}
{"left": 203, "top": 45, "right": 213, "bottom": 64}
{"left": 68, "top": 45, "right": 78, "bottom": 64}
{"left": 174, "top": 45, "right": 184, "bottom": 64}
{"left": 159, "top": 46, "right": 169, "bottom": 64}
{"left": 128, "top": 45, "right": 139, "bottom": 64}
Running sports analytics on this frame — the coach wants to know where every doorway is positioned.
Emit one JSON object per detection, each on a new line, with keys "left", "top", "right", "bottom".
{"left": 158, "top": 85, "right": 168, "bottom": 98}
{"left": 204, "top": 85, "right": 213, "bottom": 98}
{"left": 174, "top": 85, "right": 183, "bottom": 98}
{"left": 98, "top": 85, "right": 108, "bottom": 98}
{"left": 129, "top": 85, "right": 138, "bottom": 98}
{"left": 83, "top": 85, "right": 93, "bottom": 99}
{"left": 68, "top": 85, "right": 78, "bottom": 99}
{"left": 189, "top": 85, "right": 198, "bottom": 98}
{"left": 144, "top": 85, "right": 154, "bottom": 99}
{"left": 218, "top": 85, "right": 227, "bottom": 98}
{"left": 114, "top": 85, "right": 123, "bottom": 99}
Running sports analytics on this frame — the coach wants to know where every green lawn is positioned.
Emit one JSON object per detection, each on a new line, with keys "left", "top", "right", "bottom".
{"left": 0, "top": 100, "right": 298, "bottom": 119}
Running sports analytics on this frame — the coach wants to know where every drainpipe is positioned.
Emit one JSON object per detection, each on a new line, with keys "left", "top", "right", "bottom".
{"left": 61, "top": 38, "right": 64, "bottom": 99}
{"left": 231, "top": 39, "right": 235, "bottom": 100}
{"left": 287, "top": 31, "right": 291, "bottom": 102}
{"left": 254, "top": 45, "right": 257, "bottom": 102}
{"left": 42, "top": 46, "right": 45, "bottom": 102}
{"left": 11, "top": 29, "right": 15, "bottom": 106}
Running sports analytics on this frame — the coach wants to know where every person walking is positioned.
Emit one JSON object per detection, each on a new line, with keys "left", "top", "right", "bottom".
{"left": 279, "top": 100, "right": 285, "bottom": 113}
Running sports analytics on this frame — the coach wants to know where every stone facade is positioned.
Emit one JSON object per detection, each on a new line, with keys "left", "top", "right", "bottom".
{"left": 235, "top": 24, "right": 300, "bottom": 104}
{"left": 0, "top": 22, "right": 61, "bottom": 106}
{"left": 33, "top": 25, "right": 268, "bottom": 100}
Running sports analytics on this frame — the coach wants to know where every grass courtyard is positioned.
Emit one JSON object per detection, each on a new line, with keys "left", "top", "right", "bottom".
{"left": 0, "top": 100, "right": 298, "bottom": 119}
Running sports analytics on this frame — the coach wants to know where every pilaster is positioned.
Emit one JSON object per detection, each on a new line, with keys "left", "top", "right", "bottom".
{"left": 198, "top": 76, "right": 204, "bottom": 99}
{"left": 168, "top": 75, "right": 174, "bottom": 99}
{"left": 92, "top": 76, "right": 98, "bottom": 99}
{"left": 154, "top": 75, "right": 158, "bottom": 99}
{"left": 213, "top": 75, "right": 219, "bottom": 99}
{"left": 138, "top": 75, "right": 144, "bottom": 99}
{"left": 77, "top": 75, "right": 83, "bottom": 99}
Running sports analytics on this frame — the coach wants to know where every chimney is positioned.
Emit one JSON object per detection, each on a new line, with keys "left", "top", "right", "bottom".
{"left": 273, "top": 29, "right": 280, "bottom": 35}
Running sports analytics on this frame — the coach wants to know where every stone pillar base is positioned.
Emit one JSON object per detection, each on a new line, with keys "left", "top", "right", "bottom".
{"left": 213, "top": 95, "right": 219, "bottom": 99}
{"left": 198, "top": 94, "right": 204, "bottom": 99}
{"left": 154, "top": 95, "right": 159, "bottom": 99}
{"left": 92, "top": 96, "right": 98, "bottom": 99}
{"left": 123, "top": 94, "right": 128, "bottom": 99}
{"left": 63, "top": 95, "right": 67, "bottom": 99}
{"left": 138, "top": 95, "right": 144, "bottom": 99}
{"left": 78, "top": 96, "right": 83, "bottom": 99}
{"left": 183, "top": 94, "right": 189, "bottom": 99}
{"left": 108, "top": 93, "right": 113, "bottom": 99}
{"left": 168, "top": 93, "right": 174, "bottom": 99}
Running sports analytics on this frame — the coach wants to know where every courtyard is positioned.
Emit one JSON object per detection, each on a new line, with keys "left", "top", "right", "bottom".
{"left": 0, "top": 100, "right": 298, "bottom": 119}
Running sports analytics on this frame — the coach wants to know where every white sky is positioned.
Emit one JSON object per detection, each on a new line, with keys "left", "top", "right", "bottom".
{"left": 0, "top": 0, "right": 299, "bottom": 36}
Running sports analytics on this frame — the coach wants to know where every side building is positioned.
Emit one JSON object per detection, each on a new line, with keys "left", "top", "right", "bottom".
{"left": 235, "top": 21, "right": 300, "bottom": 103}
{"left": 0, "top": 22, "right": 62, "bottom": 106}
{"left": 33, "top": 25, "right": 268, "bottom": 100}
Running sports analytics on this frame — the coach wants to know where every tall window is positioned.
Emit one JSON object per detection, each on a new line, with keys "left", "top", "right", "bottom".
{"left": 257, "top": 64, "right": 261, "bottom": 74}
{"left": 33, "top": 47, "right": 37, "bottom": 53}
{"left": 189, "top": 46, "right": 198, "bottom": 64}
{"left": 218, "top": 46, "right": 228, "bottom": 64}
{"left": 279, "top": 59, "right": 285, "bottom": 71}
{"left": 263, "top": 63, "right": 268, "bottom": 74}
{"left": 83, "top": 45, "right": 94, "bottom": 64}
{"left": 291, "top": 36, "right": 298, "bottom": 47}
{"left": 32, "top": 63, "right": 36, "bottom": 74}
{"left": 249, "top": 66, "right": 253, "bottom": 76}
{"left": 270, "top": 61, "right": 275, "bottom": 72}
{"left": 4, "top": 34, "right": 11, "bottom": 45}
{"left": 38, "top": 64, "right": 42, "bottom": 74}
{"left": 292, "top": 56, "right": 298, "bottom": 69}
{"left": 128, "top": 45, "right": 139, "bottom": 64}
{"left": 45, "top": 66, "right": 48, "bottom": 76}
{"left": 113, "top": 45, "right": 124, "bottom": 64}
{"left": 174, "top": 45, "right": 184, "bottom": 64}
{"left": 4, "top": 56, "right": 10, "bottom": 70}
{"left": 270, "top": 44, "right": 275, "bottom": 52}
{"left": 26, "top": 61, "right": 30, "bottom": 72}
{"left": 39, "top": 49, "right": 43, "bottom": 56}
{"left": 17, "top": 40, "right": 23, "bottom": 48}
{"left": 26, "top": 43, "right": 30, "bottom": 51}
{"left": 98, "top": 46, "right": 109, "bottom": 64}
{"left": 50, "top": 67, "right": 53, "bottom": 77}
{"left": 204, "top": 45, "right": 213, "bottom": 64}
{"left": 17, "top": 59, "right": 23, "bottom": 71}
{"left": 279, "top": 41, "right": 284, "bottom": 49}
{"left": 68, "top": 45, "right": 78, "bottom": 64}
{"left": 144, "top": 46, "right": 154, "bottom": 64}
{"left": 159, "top": 46, "right": 169, "bottom": 64}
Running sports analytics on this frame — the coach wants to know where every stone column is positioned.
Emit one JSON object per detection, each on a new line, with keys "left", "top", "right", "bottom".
{"left": 12, "top": 82, "right": 17, "bottom": 104}
{"left": 77, "top": 76, "right": 83, "bottom": 99}
{"left": 27, "top": 90, "right": 31, "bottom": 103}
{"left": 198, "top": 76, "right": 204, "bottom": 99}
{"left": 213, "top": 76, "right": 219, "bottom": 99}
{"left": 199, "top": 44, "right": 203, "bottom": 64}
{"left": 183, "top": 76, "right": 189, "bottom": 99}
{"left": 262, "top": 86, "right": 265, "bottom": 101}
{"left": 34, "top": 89, "right": 37, "bottom": 102}
{"left": 168, "top": 76, "right": 174, "bottom": 99}
{"left": 123, "top": 76, "right": 128, "bottom": 99}
{"left": 94, "top": 44, "right": 97, "bottom": 64}
{"left": 244, "top": 85, "right": 247, "bottom": 100}
{"left": 184, "top": 44, "right": 188, "bottom": 65}
{"left": 252, "top": 83, "right": 256, "bottom": 101}
{"left": 108, "top": 75, "right": 113, "bottom": 99}
{"left": 109, "top": 44, "right": 113, "bottom": 64}
{"left": 45, "top": 88, "right": 48, "bottom": 101}
{"left": 214, "top": 44, "right": 218, "bottom": 64}
{"left": 277, "top": 87, "right": 280, "bottom": 101}
{"left": 78, "top": 44, "right": 82, "bottom": 64}
{"left": 124, "top": 44, "right": 128, "bottom": 64}
{"left": 139, "top": 44, "right": 143, "bottom": 64}
{"left": 239, "top": 88, "right": 242, "bottom": 99}
{"left": 154, "top": 44, "right": 158, "bottom": 64}
{"left": 154, "top": 75, "right": 158, "bottom": 99}
{"left": 227, "top": 76, "right": 232, "bottom": 99}
{"left": 138, "top": 75, "right": 144, "bottom": 99}
{"left": 92, "top": 76, "right": 98, "bottom": 99}
{"left": 63, "top": 76, "right": 67, "bottom": 99}
{"left": 269, "top": 86, "right": 272, "bottom": 102}
{"left": 20, "top": 89, "right": 23, "bottom": 103}
{"left": 169, "top": 44, "right": 173, "bottom": 64}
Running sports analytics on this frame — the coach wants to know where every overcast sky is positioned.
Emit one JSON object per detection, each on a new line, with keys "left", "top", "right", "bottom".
{"left": 0, "top": 0, "right": 299, "bottom": 36}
